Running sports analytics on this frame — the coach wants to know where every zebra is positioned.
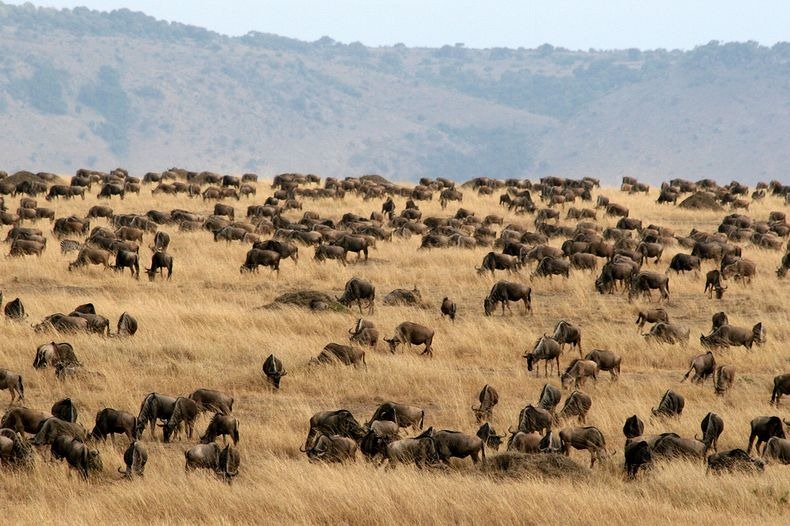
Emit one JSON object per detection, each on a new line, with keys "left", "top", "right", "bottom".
{"left": 60, "top": 239, "right": 83, "bottom": 254}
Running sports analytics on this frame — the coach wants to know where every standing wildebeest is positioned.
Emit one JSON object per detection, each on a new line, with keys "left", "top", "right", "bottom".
{"left": 384, "top": 322, "right": 434, "bottom": 357}
{"left": 570, "top": 252, "right": 598, "bottom": 272}
{"left": 472, "top": 384, "right": 499, "bottom": 423}
{"left": 637, "top": 242, "right": 663, "bottom": 265}
{"left": 51, "top": 398, "right": 78, "bottom": 422}
{"left": 151, "top": 231, "right": 170, "bottom": 252}
{"left": 747, "top": 416, "right": 786, "bottom": 454}
{"left": 240, "top": 249, "right": 280, "bottom": 274}
{"left": 595, "top": 259, "right": 637, "bottom": 294}
{"left": 33, "top": 417, "right": 87, "bottom": 445}
{"left": 91, "top": 408, "right": 136, "bottom": 443}
{"left": 302, "top": 410, "right": 367, "bottom": 450}
{"left": 119, "top": 441, "right": 147, "bottom": 479}
{"left": 4, "top": 297, "right": 26, "bottom": 320}
{"left": 553, "top": 320, "right": 582, "bottom": 355}
{"left": 771, "top": 374, "right": 790, "bottom": 405}
{"left": 161, "top": 397, "right": 200, "bottom": 442}
{"left": 113, "top": 250, "right": 140, "bottom": 278}
{"left": 516, "top": 405, "right": 553, "bottom": 435}
{"left": 681, "top": 351, "right": 716, "bottom": 384}
{"left": 559, "top": 426, "right": 610, "bottom": 468}
{"left": 33, "top": 342, "right": 79, "bottom": 369}
{"left": 314, "top": 245, "right": 348, "bottom": 265}
{"left": 185, "top": 443, "right": 240, "bottom": 482}
{"left": 624, "top": 440, "right": 652, "bottom": 479}
{"left": 584, "top": 350, "right": 621, "bottom": 380}
{"left": 561, "top": 360, "right": 598, "bottom": 390}
{"left": 429, "top": 429, "right": 485, "bottom": 464}
{"left": 0, "top": 369, "right": 24, "bottom": 403}
{"left": 523, "top": 336, "right": 561, "bottom": 377}
{"left": 348, "top": 318, "right": 379, "bottom": 349}
{"left": 200, "top": 413, "right": 240, "bottom": 445}
{"left": 667, "top": 253, "right": 701, "bottom": 274}
{"left": 556, "top": 390, "right": 592, "bottom": 424}
{"left": 145, "top": 251, "right": 173, "bottom": 280}
{"left": 134, "top": 393, "right": 176, "bottom": 440}
{"left": 333, "top": 235, "right": 369, "bottom": 261}
{"left": 652, "top": 389, "right": 684, "bottom": 417}
{"left": 628, "top": 271, "right": 670, "bottom": 302}
{"left": 635, "top": 308, "right": 669, "bottom": 333}
{"left": 262, "top": 354, "right": 287, "bottom": 389}
{"left": 714, "top": 365, "right": 736, "bottom": 396}
{"left": 337, "top": 277, "right": 375, "bottom": 314}
{"left": 476, "top": 252, "right": 521, "bottom": 276}
{"left": 68, "top": 247, "right": 112, "bottom": 271}
{"left": 532, "top": 256, "right": 571, "bottom": 279}
{"left": 721, "top": 258, "right": 757, "bottom": 284}
{"left": 704, "top": 270, "right": 726, "bottom": 298}
{"left": 367, "top": 402, "right": 425, "bottom": 431}
{"left": 189, "top": 389, "right": 234, "bottom": 415}
{"left": 483, "top": 281, "right": 532, "bottom": 316}
{"left": 696, "top": 412, "right": 724, "bottom": 454}
{"left": 537, "top": 383, "right": 562, "bottom": 415}
{"left": 309, "top": 343, "right": 366, "bottom": 368}
{"left": 700, "top": 322, "right": 764, "bottom": 349}
{"left": 1, "top": 407, "right": 49, "bottom": 434}
{"left": 762, "top": 437, "right": 790, "bottom": 464}
{"left": 440, "top": 297, "right": 456, "bottom": 322}
{"left": 384, "top": 435, "right": 438, "bottom": 468}
{"left": 117, "top": 312, "right": 138, "bottom": 337}
{"left": 623, "top": 415, "right": 645, "bottom": 439}
{"left": 50, "top": 437, "right": 103, "bottom": 479}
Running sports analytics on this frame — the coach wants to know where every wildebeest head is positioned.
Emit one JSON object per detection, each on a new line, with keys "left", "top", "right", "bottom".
{"left": 476, "top": 423, "right": 505, "bottom": 451}
{"left": 483, "top": 296, "right": 496, "bottom": 316}
{"left": 383, "top": 337, "right": 400, "bottom": 353}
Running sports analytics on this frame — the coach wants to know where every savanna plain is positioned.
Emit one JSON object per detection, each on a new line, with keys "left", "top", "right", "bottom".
{"left": 0, "top": 178, "right": 788, "bottom": 525}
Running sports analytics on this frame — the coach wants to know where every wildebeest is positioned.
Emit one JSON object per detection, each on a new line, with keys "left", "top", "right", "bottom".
{"left": 367, "top": 402, "right": 425, "bottom": 431}
{"left": 33, "top": 342, "right": 79, "bottom": 369}
{"left": 151, "top": 231, "right": 170, "bottom": 252}
{"left": 681, "top": 351, "right": 716, "bottom": 384}
{"left": 561, "top": 360, "right": 598, "bottom": 390}
{"left": 771, "top": 374, "right": 790, "bottom": 405}
{"left": 721, "top": 258, "right": 757, "bottom": 284}
{"left": 161, "top": 397, "right": 200, "bottom": 442}
{"left": 523, "top": 336, "right": 561, "bottom": 377}
{"left": 188, "top": 388, "right": 234, "bottom": 415}
{"left": 113, "top": 250, "right": 140, "bottom": 278}
{"left": 428, "top": 429, "right": 485, "bottom": 464}
{"left": 537, "top": 383, "right": 562, "bottom": 415}
{"left": 68, "top": 247, "right": 112, "bottom": 271}
{"left": 0, "top": 429, "right": 33, "bottom": 467}
{"left": 762, "top": 437, "right": 790, "bottom": 464}
{"left": 32, "top": 417, "right": 87, "bottom": 445}
{"left": 384, "top": 436, "right": 438, "bottom": 468}
{"left": 637, "top": 242, "right": 663, "bottom": 265}
{"left": 651, "top": 434, "right": 706, "bottom": 460}
{"left": 302, "top": 410, "right": 366, "bottom": 451}
{"left": 584, "top": 350, "right": 620, "bottom": 381}
{"left": 117, "top": 312, "right": 138, "bottom": 337}
{"left": 262, "top": 354, "right": 287, "bottom": 389}
{"left": 622, "top": 415, "right": 645, "bottom": 439}
{"left": 628, "top": 271, "right": 670, "bottom": 302}
{"left": 310, "top": 343, "right": 367, "bottom": 368}
{"left": 696, "top": 412, "right": 724, "bottom": 454}
{"left": 305, "top": 434, "right": 358, "bottom": 463}
{"left": 145, "top": 251, "right": 173, "bottom": 280}
{"left": 595, "top": 259, "right": 637, "bottom": 294}
{"left": 0, "top": 407, "right": 50, "bottom": 434}
{"left": 476, "top": 251, "right": 521, "bottom": 276}
{"left": 384, "top": 322, "right": 434, "bottom": 357}
{"left": 556, "top": 390, "right": 592, "bottom": 424}
{"left": 4, "top": 297, "right": 26, "bottom": 320}
{"left": 711, "top": 311, "right": 728, "bottom": 331}
{"left": 707, "top": 449, "right": 764, "bottom": 474}
{"left": 119, "top": 441, "right": 147, "bottom": 479}
{"left": 51, "top": 437, "right": 103, "bottom": 479}
{"left": 552, "top": 320, "right": 582, "bottom": 355}
{"left": 714, "top": 365, "right": 736, "bottom": 396}
{"left": 570, "top": 252, "right": 598, "bottom": 272}
{"left": 667, "top": 253, "right": 701, "bottom": 274}
{"left": 185, "top": 443, "right": 240, "bottom": 482}
{"left": 200, "top": 413, "right": 240, "bottom": 445}
{"left": 91, "top": 408, "right": 136, "bottom": 443}
{"left": 135, "top": 393, "right": 176, "bottom": 440}
{"left": 643, "top": 322, "right": 689, "bottom": 344}
{"left": 635, "top": 308, "right": 669, "bottom": 333}
{"left": 333, "top": 235, "right": 370, "bottom": 261}
{"left": 51, "top": 398, "right": 78, "bottom": 423}
{"left": 624, "top": 439, "right": 652, "bottom": 478}
{"left": 651, "top": 389, "right": 684, "bottom": 417}
{"left": 240, "top": 248, "right": 280, "bottom": 274}
{"left": 348, "top": 318, "right": 379, "bottom": 349}
{"left": 532, "top": 256, "right": 570, "bottom": 279}
{"left": 336, "top": 277, "right": 375, "bottom": 313}
{"left": 516, "top": 405, "right": 552, "bottom": 435}
{"left": 0, "top": 369, "right": 24, "bottom": 403}
{"left": 559, "top": 426, "right": 610, "bottom": 467}
{"left": 472, "top": 384, "right": 499, "bottom": 423}
{"left": 314, "top": 244, "right": 347, "bottom": 265}
{"left": 747, "top": 416, "right": 786, "bottom": 454}
{"left": 483, "top": 281, "right": 532, "bottom": 316}
{"left": 704, "top": 269, "right": 726, "bottom": 298}
{"left": 440, "top": 297, "right": 456, "bottom": 322}
{"left": 700, "top": 322, "right": 765, "bottom": 349}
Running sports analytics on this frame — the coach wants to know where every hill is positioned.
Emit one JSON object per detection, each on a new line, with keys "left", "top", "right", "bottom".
{"left": 0, "top": 2, "right": 788, "bottom": 183}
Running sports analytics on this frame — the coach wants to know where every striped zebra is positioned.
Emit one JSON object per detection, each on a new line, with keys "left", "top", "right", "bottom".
{"left": 60, "top": 239, "right": 82, "bottom": 254}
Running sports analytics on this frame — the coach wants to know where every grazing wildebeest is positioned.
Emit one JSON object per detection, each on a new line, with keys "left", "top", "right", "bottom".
{"left": 523, "top": 336, "right": 561, "bottom": 377}
{"left": 721, "top": 258, "right": 757, "bottom": 284}
{"left": 584, "top": 350, "right": 620, "bottom": 381}
{"left": 440, "top": 297, "right": 456, "bottom": 322}
{"left": 302, "top": 410, "right": 366, "bottom": 451}
{"left": 696, "top": 412, "right": 724, "bottom": 454}
{"left": 483, "top": 281, "right": 532, "bottom": 316}
{"left": 4, "top": 297, "right": 26, "bottom": 320}
{"left": 134, "top": 393, "right": 176, "bottom": 440}
{"left": 428, "top": 429, "right": 485, "bottom": 464}
{"left": 113, "top": 250, "right": 140, "bottom": 278}
{"left": 700, "top": 322, "right": 764, "bottom": 349}
{"left": 777, "top": 250, "right": 790, "bottom": 277}
{"left": 314, "top": 244, "right": 347, "bottom": 265}
{"left": 505, "top": 430, "right": 541, "bottom": 453}
{"left": 553, "top": 320, "right": 582, "bottom": 355}
{"left": 310, "top": 343, "right": 367, "bottom": 368}
{"left": 624, "top": 439, "right": 652, "bottom": 478}
{"left": 185, "top": 443, "right": 240, "bottom": 482}
{"left": 200, "top": 413, "right": 240, "bottom": 445}
{"left": 160, "top": 397, "right": 200, "bottom": 443}
{"left": 570, "top": 252, "right": 598, "bottom": 272}
{"left": 771, "top": 374, "right": 790, "bottom": 405}
{"left": 367, "top": 402, "right": 425, "bottom": 431}
{"left": 652, "top": 389, "right": 684, "bottom": 417}
{"left": 0, "top": 407, "right": 50, "bottom": 434}
{"left": 384, "top": 322, "right": 434, "bottom": 357}
{"left": 681, "top": 351, "right": 716, "bottom": 384}
{"left": 559, "top": 426, "right": 610, "bottom": 468}
{"left": 595, "top": 259, "right": 637, "bottom": 294}
{"left": 667, "top": 253, "right": 701, "bottom": 274}
{"left": 145, "top": 251, "right": 173, "bottom": 280}
{"left": 0, "top": 369, "right": 24, "bottom": 403}
{"left": 240, "top": 248, "right": 280, "bottom": 274}
{"left": 628, "top": 271, "right": 670, "bottom": 302}
{"left": 151, "top": 231, "right": 170, "bottom": 252}
{"left": 337, "top": 277, "right": 375, "bottom": 314}
{"left": 532, "top": 256, "right": 571, "bottom": 279}
{"left": 33, "top": 342, "right": 79, "bottom": 369}
{"left": 561, "top": 360, "right": 598, "bottom": 390}
{"left": 762, "top": 437, "right": 790, "bottom": 464}
{"left": 68, "top": 247, "right": 112, "bottom": 271}
{"left": 189, "top": 389, "right": 234, "bottom": 415}
{"left": 50, "top": 437, "right": 103, "bottom": 479}
{"left": 643, "top": 322, "right": 689, "bottom": 344}
{"left": 119, "top": 441, "right": 147, "bottom": 479}
{"left": 635, "top": 308, "right": 669, "bottom": 333}
{"left": 704, "top": 269, "right": 726, "bottom": 299}
{"left": 747, "top": 416, "right": 786, "bottom": 454}
{"left": 348, "top": 318, "right": 379, "bottom": 349}
{"left": 305, "top": 434, "right": 358, "bottom": 463}
{"left": 714, "top": 365, "right": 736, "bottom": 396}
{"left": 476, "top": 252, "right": 521, "bottom": 276}
{"left": 622, "top": 415, "right": 645, "bottom": 439}
{"left": 116, "top": 312, "right": 138, "bottom": 337}
{"left": 32, "top": 417, "right": 87, "bottom": 445}
{"left": 51, "top": 398, "right": 78, "bottom": 423}
{"left": 707, "top": 449, "right": 764, "bottom": 474}
{"left": 262, "top": 354, "right": 287, "bottom": 389}
{"left": 537, "top": 383, "right": 562, "bottom": 415}
{"left": 0, "top": 429, "right": 33, "bottom": 467}
{"left": 516, "top": 405, "right": 553, "bottom": 435}
{"left": 91, "top": 408, "right": 136, "bottom": 443}
{"left": 472, "top": 384, "right": 499, "bottom": 423}
{"left": 384, "top": 435, "right": 438, "bottom": 468}
{"left": 556, "top": 390, "right": 592, "bottom": 424}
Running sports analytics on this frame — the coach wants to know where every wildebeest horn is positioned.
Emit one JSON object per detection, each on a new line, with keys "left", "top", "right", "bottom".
{"left": 507, "top": 426, "right": 515, "bottom": 434}
{"left": 117, "top": 467, "right": 125, "bottom": 474}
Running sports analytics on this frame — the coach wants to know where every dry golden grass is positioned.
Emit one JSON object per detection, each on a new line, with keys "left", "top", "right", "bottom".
{"left": 0, "top": 181, "right": 788, "bottom": 525}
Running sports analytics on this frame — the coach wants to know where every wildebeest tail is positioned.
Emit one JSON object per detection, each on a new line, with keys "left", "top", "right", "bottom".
{"left": 17, "top": 376, "right": 24, "bottom": 399}
{"left": 232, "top": 420, "right": 240, "bottom": 445}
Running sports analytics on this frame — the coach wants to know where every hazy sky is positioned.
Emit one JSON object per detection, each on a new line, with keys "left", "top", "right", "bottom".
{"left": 4, "top": 0, "right": 789, "bottom": 50}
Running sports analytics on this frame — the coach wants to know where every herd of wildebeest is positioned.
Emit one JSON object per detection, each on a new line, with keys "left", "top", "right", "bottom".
{"left": 0, "top": 168, "right": 789, "bottom": 483}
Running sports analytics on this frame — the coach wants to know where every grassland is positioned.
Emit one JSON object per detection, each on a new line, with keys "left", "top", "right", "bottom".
{"left": 0, "top": 181, "right": 788, "bottom": 525}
